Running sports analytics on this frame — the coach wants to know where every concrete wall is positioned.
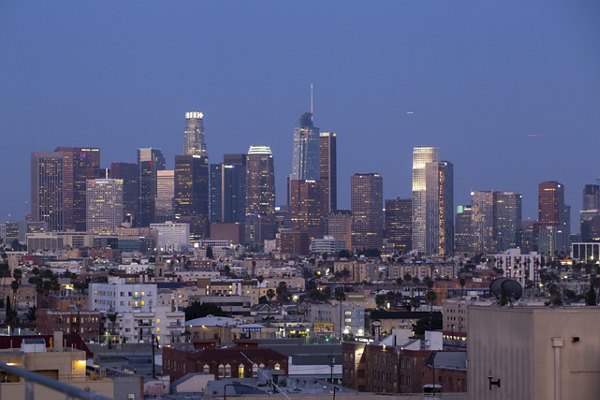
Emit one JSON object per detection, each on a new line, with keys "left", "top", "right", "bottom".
{"left": 468, "top": 306, "right": 600, "bottom": 400}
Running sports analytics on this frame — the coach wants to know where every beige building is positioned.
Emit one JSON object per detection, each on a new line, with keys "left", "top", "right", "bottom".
{"left": 468, "top": 306, "right": 600, "bottom": 400}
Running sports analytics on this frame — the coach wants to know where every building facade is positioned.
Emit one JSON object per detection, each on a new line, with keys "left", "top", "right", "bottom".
{"left": 385, "top": 198, "right": 412, "bottom": 253}
{"left": 174, "top": 154, "right": 209, "bottom": 239}
{"left": 31, "top": 151, "right": 64, "bottom": 231}
{"left": 86, "top": 178, "right": 124, "bottom": 234}
{"left": 319, "top": 131, "right": 337, "bottom": 214}
{"left": 412, "top": 147, "right": 439, "bottom": 254}
{"left": 245, "top": 146, "right": 276, "bottom": 243}
{"left": 109, "top": 162, "right": 139, "bottom": 225}
{"left": 425, "top": 161, "right": 454, "bottom": 256}
{"left": 138, "top": 148, "right": 166, "bottom": 227}
{"left": 183, "top": 111, "right": 208, "bottom": 157}
{"left": 155, "top": 169, "right": 175, "bottom": 222}
{"left": 351, "top": 173, "right": 384, "bottom": 251}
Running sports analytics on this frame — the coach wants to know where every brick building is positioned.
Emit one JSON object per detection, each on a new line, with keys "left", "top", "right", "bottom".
{"left": 162, "top": 339, "right": 288, "bottom": 382}
{"left": 35, "top": 309, "right": 103, "bottom": 341}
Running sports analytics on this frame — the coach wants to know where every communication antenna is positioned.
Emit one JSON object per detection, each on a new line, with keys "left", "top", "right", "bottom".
{"left": 310, "top": 83, "right": 314, "bottom": 119}
{"left": 489, "top": 278, "right": 522, "bottom": 306}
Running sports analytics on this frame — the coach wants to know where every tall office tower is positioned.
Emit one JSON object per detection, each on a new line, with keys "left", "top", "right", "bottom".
{"left": 86, "top": 178, "right": 123, "bottom": 234}
{"left": 289, "top": 179, "right": 324, "bottom": 239}
{"left": 580, "top": 184, "right": 600, "bottom": 242}
{"left": 537, "top": 181, "right": 569, "bottom": 255}
{"left": 521, "top": 219, "right": 538, "bottom": 253}
{"left": 495, "top": 192, "right": 522, "bottom": 251}
{"left": 351, "top": 173, "right": 383, "bottom": 250}
{"left": 425, "top": 161, "right": 454, "bottom": 256}
{"left": 471, "top": 191, "right": 497, "bottom": 254}
{"left": 385, "top": 198, "right": 412, "bottom": 253}
{"left": 109, "top": 162, "right": 139, "bottom": 225}
{"left": 183, "top": 111, "right": 208, "bottom": 157}
{"left": 411, "top": 147, "right": 439, "bottom": 253}
{"left": 137, "top": 148, "right": 165, "bottom": 227}
{"left": 245, "top": 146, "right": 276, "bottom": 243}
{"left": 31, "top": 151, "right": 64, "bottom": 231}
{"left": 174, "top": 155, "right": 209, "bottom": 239}
{"left": 155, "top": 170, "right": 175, "bottom": 223}
{"left": 291, "top": 112, "right": 320, "bottom": 181}
{"left": 327, "top": 210, "right": 352, "bottom": 251}
{"left": 210, "top": 154, "right": 246, "bottom": 223}
{"left": 55, "top": 147, "right": 100, "bottom": 231}
{"left": 455, "top": 205, "right": 473, "bottom": 254}
{"left": 319, "top": 131, "right": 337, "bottom": 214}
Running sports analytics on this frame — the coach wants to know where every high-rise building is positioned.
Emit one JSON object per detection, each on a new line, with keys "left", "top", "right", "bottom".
{"left": 291, "top": 112, "right": 320, "bottom": 181}
{"left": 155, "top": 170, "right": 175, "bottom": 223}
{"left": 55, "top": 147, "right": 101, "bottom": 231}
{"left": 384, "top": 198, "right": 412, "bottom": 253}
{"left": 174, "top": 155, "right": 209, "bottom": 239}
{"left": 580, "top": 184, "right": 600, "bottom": 242}
{"left": 210, "top": 154, "right": 246, "bottom": 223}
{"left": 455, "top": 205, "right": 473, "bottom": 254}
{"left": 425, "top": 161, "right": 454, "bottom": 256}
{"left": 411, "top": 147, "right": 439, "bottom": 253}
{"left": 289, "top": 179, "right": 324, "bottom": 240}
{"left": 109, "top": 162, "right": 139, "bottom": 226}
{"left": 138, "top": 148, "right": 165, "bottom": 227}
{"left": 495, "top": 192, "right": 522, "bottom": 251}
{"left": 319, "top": 131, "right": 337, "bottom": 214}
{"left": 183, "top": 111, "right": 207, "bottom": 157}
{"left": 86, "top": 178, "right": 123, "bottom": 234}
{"left": 31, "top": 151, "right": 64, "bottom": 231}
{"left": 537, "top": 181, "right": 569, "bottom": 255}
{"left": 245, "top": 146, "right": 276, "bottom": 244}
{"left": 471, "top": 191, "right": 497, "bottom": 254}
{"left": 328, "top": 210, "right": 352, "bottom": 251}
{"left": 351, "top": 173, "right": 383, "bottom": 251}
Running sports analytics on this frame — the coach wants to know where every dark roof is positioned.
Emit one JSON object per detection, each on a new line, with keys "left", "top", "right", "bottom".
{"left": 368, "top": 310, "right": 442, "bottom": 320}
{"left": 190, "top": 347, "right": 287, "bottom": 362}
{"left": 0, "top": 334, "right": 93, "bottom": 358}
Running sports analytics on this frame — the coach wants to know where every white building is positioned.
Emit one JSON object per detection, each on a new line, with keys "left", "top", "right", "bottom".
{"left": 89, "top": 277, "right": 157, "bottom": 313}
{"left": 150, "top": 221, "right": 190, "bottom": 252}
{"left": 86, "top": 178, "right": 124, "bottom": 235}
{"left": 492, "top": 248, "right": 542, "bottom": 287}
{"left": 309, "top": 236, "right": 345, "bottom": 254}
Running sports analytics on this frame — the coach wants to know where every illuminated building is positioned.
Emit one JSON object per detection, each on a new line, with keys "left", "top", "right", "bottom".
{"left": 210, "top": 154, "right": 246, "bottom": 223}
{"left": 537, "top": 181, "right": 569, "bottom": 255}
{"left": 351, "top": 173, "right": 383, "bottom": 250}
{"left": 31, "top": 151, "right": 64, "bottom": 231}
{"left": 328, "top": 210, "right": 353, "bottom": 251}
{"left": 289, "top": 179, "right": 324, "bottom": 240}
{"left": 174, "top": 154, "right": 209, "bottom": 239}
{"left": 245, "top": 146, "right": 276, "bottom": 243}
{"left": 319, "top": 131, "right": 337, "bottom": 214}
{"left": 291, "top": 112, "right": 319, "bottom": 181}
{"left": 55, "top": 147, "right": 101, "bottom": 231}
{"left": 155, "top": 169, "right": 175, "bottom": 222}
{"left": 425, "top": 160, "right": 454, "bottom": 256}
{"left": 183, "top": 111, "right": 208, "bottom": 157}
{"left": 454, "top": 205, "right": 473, "bottom": 254}
{"left": 86, "top": 178, "right": 123, "bottom": 234}
{"left": 471, "top": 191, "right": 497, "bottom": 254}
{"left": 385, "top": 198, "right": 412, "bottom": 252}
{"left": 495, "top": 192, "right": 522, "bottom": 251}
{"left": 411, "top": 147, "right": 439, "bottom": 253}
{"left": 580, "top": 184, "right": 600, "bottom": 242}
{"left": 138, "top": 148, "right": 166, "bottom": 227}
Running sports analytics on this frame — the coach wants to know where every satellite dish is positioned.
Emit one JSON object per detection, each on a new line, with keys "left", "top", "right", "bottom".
{"left": 489, "top": 278, "right": 522, "bottom": 306}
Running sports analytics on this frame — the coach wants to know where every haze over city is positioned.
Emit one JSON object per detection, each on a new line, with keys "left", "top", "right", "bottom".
{"left": 1, "top": 1, "right": 599, "bottom": 230}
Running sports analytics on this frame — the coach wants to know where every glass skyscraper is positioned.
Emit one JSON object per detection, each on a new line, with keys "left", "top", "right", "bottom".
{"left": 291, "top": 112, "right": 320, "bottom": 181}
{"left": 411, "top": 147, "right": 439, "bottom": 253}
{"left": 183, "top": 111, "right": 208, "bottom": 157}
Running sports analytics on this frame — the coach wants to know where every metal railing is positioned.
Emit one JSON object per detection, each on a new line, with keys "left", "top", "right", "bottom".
{"left": 0, "top": 361, "right": 113, "bottom": 400}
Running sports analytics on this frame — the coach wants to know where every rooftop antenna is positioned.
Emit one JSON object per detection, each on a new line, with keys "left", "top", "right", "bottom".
{"left": 310, "top": 83, "right": 314, "bottom": 121}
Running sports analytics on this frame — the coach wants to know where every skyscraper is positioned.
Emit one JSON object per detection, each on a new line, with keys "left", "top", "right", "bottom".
{"left": 155, "top": 170, "right": 175, "bottom": 222}
{"left": 246, "top": 146, "right": 276, "bottom": 243}
{"left": 537, "top": 181, "right": 569, "bottom": 255}
{"left": 580, "top": 184, "right": 600, "bottom": 242}
{"left": 328, "top": 210, "right": 352, "bottom": 251}
{"left": 319, "top": 131, "right": 337, "bottom": 214}
{"left": 289, "top": 179, "right": 324, "bottom": 240}
{"left": 384, "top": 198, "right": 412, "bottom": 253}
{"left": 183, "top": 111, "right": 207, "bottom": 157}
{"left": 425, "top": 161, "right": 454, "bottom": 256}
{"left": 109, "top": 162, "right": 139, "bottom": 225}
{"left": 411, "top": 147, "right": 439, "bottom": 253}
{"left": 174, "top": 154, "right": 209, "bottom": 239}
{"left": 455, "top": 205, "right": 473, "bottom": 254}
{"left": 351, "top": 173, "right": 383, "bottom": 251}
{"left": 210, "top": 154, "right": 246, "bottom": 223}
{"left": 138, "top": 148, "right": 165, "bottom": 227}
{"left": 495, "top": 192, "right": 522, "bottom": 251}
{"left": 86, "top": 178, "right": 123, "bottom": 234}
{"left": 291, "top": 112, "right": 320, "bottom": 181}
{"left": 471, "top": 191, "right": 497, "bottom": 254}
{"left": 55, "top": 147, "right": 101, "bottom": 231}
{"left": 31, "top": 151, "right": 64, "bottom": 231}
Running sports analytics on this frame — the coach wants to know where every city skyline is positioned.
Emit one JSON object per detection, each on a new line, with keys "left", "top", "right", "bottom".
{"left": 1, "top": 1, "right": 599, "bottom": 231}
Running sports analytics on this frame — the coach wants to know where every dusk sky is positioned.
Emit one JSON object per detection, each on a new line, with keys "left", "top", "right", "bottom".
{"left": 1, "top": 1, "right": 599, "bottom": 231}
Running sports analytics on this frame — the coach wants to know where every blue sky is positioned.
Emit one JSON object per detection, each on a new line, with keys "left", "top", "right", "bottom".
{"left": 1, "top": 1, "right": 599, "bottom": 231}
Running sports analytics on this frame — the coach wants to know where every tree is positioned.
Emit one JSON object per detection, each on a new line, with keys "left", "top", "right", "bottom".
{"left": 334, "top": 287, "right": 346, "bottom": 302}
{"left": 375, "top": 294, "right": 386, "bottom": 308}
{"left": 459, "top": 278, "right": 466, "bottom": 296}
{"left": 276, "top": 282, "right": 292, "bottom": 303}
{"left": 425, "top": 290, "right": 437, "bottom": 311}
{"left": 412, "top": 313, "right": 442, "bottom": 338}
{"left": 206, "top": 246, "right": 214, "bottom": 260}
{"left": 585, "top": 286, "right": 597, "bottom": 306}
{"left": 257, "top": 275, "right": 264, "bottom": 285}
{"left": 251, "top": 260, "right": 257, "bottom": 277}
{"left": 183, "top": 301, "right": 229, "bottom": 321}
{"left": 338, "top": 250, "right": 352, "bottom": 259}
{"left": 396, "top": 277, "right": 403, "bottom": 286}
